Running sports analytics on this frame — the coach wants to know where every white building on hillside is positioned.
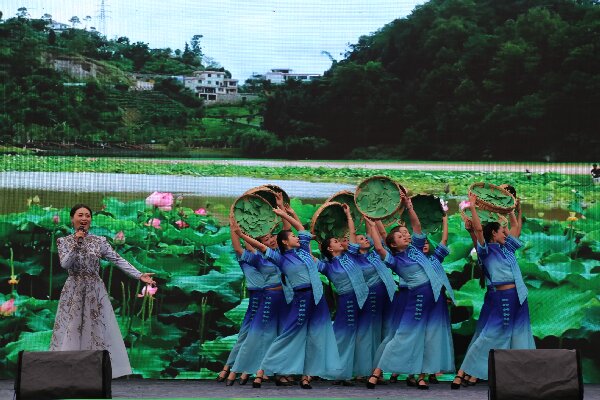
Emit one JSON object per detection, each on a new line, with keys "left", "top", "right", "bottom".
{"left": 183, "top": 70, "right": 238, "bottom": 102}
{"left": 264, "top": 68, "right": 321, "bottom": 84}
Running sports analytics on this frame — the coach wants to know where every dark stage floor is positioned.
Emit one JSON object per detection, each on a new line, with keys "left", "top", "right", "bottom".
{"left": 2, "top": 378, "right": 600, "bottom": 399}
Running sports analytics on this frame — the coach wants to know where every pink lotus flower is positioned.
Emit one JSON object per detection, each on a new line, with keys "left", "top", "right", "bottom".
{"left": 194, "top": 208, "right": 207, "bottom": 215}
{"left": 0, "top": 299, "right": 17, "bottom": 316}
{"left": 114, "top": 231, "right": 126, "bottom": 245}
{"left": 52, "top": 214, "right": 60, "bottom": 225}
{"left": 459, "top": 200, "right": 471, "bottom": 211}
{"left": 174, "top": 220, "right": 189, "bottom": 229}
{"left": 138, "top": 285, "right": 158, "bottom": 298}
{"left": 145, "top": 218, "right": 162, "bottom": 229}
{"left": 145, "top": 192, "right": 174, "bottom": 211}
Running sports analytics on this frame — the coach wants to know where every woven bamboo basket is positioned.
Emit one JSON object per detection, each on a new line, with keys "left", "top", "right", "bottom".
{"left": 244, "top": 186, "right": 280, "bottom": 208}
{"left": 310, "top": 201, "right": 348, "bottom": 244}
{"left": 327, "top": 190, "right": 364, "bottom": 231}
{"left": 232, "top": 193, "right": 279, "bottom": 238}
{"left": 263, "top": 184, "right": 290, "bottom": 205}
{"left": 468, "top": 182, "right": 516, "bottom": 213}
{"left": 460, "top": 205, "right": 507, "bottom": 227}
{"left": 354, "top": 176, "right": 404, "bottom": 220}
{"left": 400, "top": 194, "right": 444, "bottom": 234}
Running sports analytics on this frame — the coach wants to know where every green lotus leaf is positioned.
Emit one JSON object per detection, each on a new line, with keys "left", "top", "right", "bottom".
{"left": 91, "top": 214, "right": 139, "bottom": 232}
{"left": 156, "top": 243, "right": 195, "bottom": 255}
{"left": 129, "top": 342, "right": 176, "bottom": 378}
{"left": 519, "top": 233, "right": 576, "bottom": 262}
{"left": 102, "top": 197, "right": 146, "bottom": 220}
{"left": 224, "top": 298, "right": 249, "bottom": 327}
{"left": 233, "top": 195, "right": 278, "bottom": 237}
{"left": 355, "top": 177, "right": 401, "bottom": 219}
{"left": 213, "top": 252, "right": 243, "bottom": 275}
{"left": 200, "top": 334, "right": 239, "bottom": 363}
{"left": 462, "top": 207, "right": 502, "bottom": 224}
{"left": 6, "top": 330, "right": 53, "bottom": 363}
{"left": 471, "top": 183, "right": 514, "bottom": 210}
{"left": 528, "top": 284, "right": 596, "bottom": 339}
{"left": 166, "top": 271, "right": 242, "bottom": 303}
{"left": 453, "top": 279, "right": 486, "bottom": 319}
{"left": 0, "top": 257, "right": 44, "bottom": 276}
{"left": 401, "top": 194, "right": 443, "bottom": 234}
{"left": 520, "top": 253, "right": 585, "bottom": 284}
{"left": 25, "top": 308, "right": 56, "bottom": 331}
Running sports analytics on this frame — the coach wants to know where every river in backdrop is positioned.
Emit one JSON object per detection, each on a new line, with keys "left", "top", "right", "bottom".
{"left": 0, "top": 171, "right": 569, "bottom": 221}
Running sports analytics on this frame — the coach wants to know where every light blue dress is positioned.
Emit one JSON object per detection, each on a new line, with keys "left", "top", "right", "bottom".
{"left": 231, "top": 250, "right": 290, "bottom": 374}
{"left": 225, "top": 254, "right": 265, "bottom": 367}
{"left": 317, "top": 253, "right": 369, "bottom": 379}
{"left": 376, "top": 233, "right": 455, "bottom": 374}
{"left": 347, "top": 243, "right": 396, "bottom": 376}
{"left": 459, "top": 236, "right": 535, "bottom": 379}
{"left": 259, "top": 231, "right": 342, "bottom": 378}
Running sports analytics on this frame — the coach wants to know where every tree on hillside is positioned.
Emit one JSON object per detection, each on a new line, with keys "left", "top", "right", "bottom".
{"left": 16, "top": 7, "right": 29, "bottom": 19}
{"left": 69, "top": 16, "right": 80, "bottom": 28}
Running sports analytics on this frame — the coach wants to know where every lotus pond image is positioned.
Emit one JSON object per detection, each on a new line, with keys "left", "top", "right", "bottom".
{"left": 0, "top": 158, "right": 599, "bottom": 383}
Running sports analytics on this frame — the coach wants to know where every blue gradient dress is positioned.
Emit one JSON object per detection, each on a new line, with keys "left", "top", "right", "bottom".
{"left": 317, "top": 253, "right": 369, "bottom": 379}
{"left": 260, "top": 231, "right": 342, "bottom": 378}
{"left": 459, "top": 236, "right": 535, "bottom": 379}
{"left": 224, "top": 254, "right": 265, "bottom": 367}
{"left": 347, "top": 243, "right": 397, "bottom": 376}
{"left": 376, "top": 233, "right": 455, "bottom": 374}
{"left": 231, "top": 250, "right": 291, "bottom": 374}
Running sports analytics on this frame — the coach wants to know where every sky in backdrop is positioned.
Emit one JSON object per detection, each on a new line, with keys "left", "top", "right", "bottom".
{"left": 1, "top": 0, "right": 423, "bottom": 81}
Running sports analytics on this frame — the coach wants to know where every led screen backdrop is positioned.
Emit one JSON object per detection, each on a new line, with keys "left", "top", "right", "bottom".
{"left": 0, "top": 0, "right": 599, "bottom": 383}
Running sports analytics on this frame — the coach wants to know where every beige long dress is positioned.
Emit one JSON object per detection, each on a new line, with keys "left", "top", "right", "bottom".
{"left": 50, "top": 234, "right": 142, "bottom": 378}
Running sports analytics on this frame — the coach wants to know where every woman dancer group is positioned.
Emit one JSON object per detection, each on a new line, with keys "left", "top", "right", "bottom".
{"left": 49, "top": 181, "right": 533, "bottom": 387}
{"left": 217, "top": 187, "right": 535, "bottom": 390}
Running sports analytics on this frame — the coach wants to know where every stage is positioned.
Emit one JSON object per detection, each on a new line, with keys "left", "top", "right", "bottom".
{"left": 2, "top": 379, "right": 599, "bottom": 400}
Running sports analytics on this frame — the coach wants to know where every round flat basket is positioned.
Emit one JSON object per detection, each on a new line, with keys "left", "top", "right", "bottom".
{"left": 460, "top": 206, "right": 506, "bottom": 226}
{"left": 244, "top": 186, "right": 279, "bottom": 208}
{"left": 310, "top": 201, "right": 349, "bottom": 243}
{"left": 327, "top": 190, "right": 364, "bottom": 231}
{"left": 354, "top": 176, "right": 403, "bottom": 220}
{"left": 380, "top": 207, "right": 405, "bottom": 228}
{"left": 232, "top": 194, "right": 279, "bottom": 238}
{"left": 401, "top": 194, "right": 444, "bottom": 234}
{"left": 468, "top": 182, "right": 515, "bottom": 213}
{"left": 263, "top": 184, "right": 290, "bottom": 205}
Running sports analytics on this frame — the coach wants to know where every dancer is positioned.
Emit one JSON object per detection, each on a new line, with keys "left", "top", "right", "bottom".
{"left": 317, "top": 204, "right": 369, "bottom": 385}
{"left": 420, "top": 213, "right": 455, "bottom": 384}
{"left": 217, "top": 216, "right": 266, "bottom": 385}
{"left": 366, "top": 194, "right": 455, "bottom": 390}
{"left": 236, "top": 205, "right": 342, "bottom": 389}
{"left": 346, "top": 219, "right": 397, "bottom": 382}
{"left": 451, "top": 194, "right": 535, "bottom": 388}
{"left": 224, "top": 192, "right": 293, "bottom": 386}
{"left": 50, "top": 204, "right": 156, "bottom": 378}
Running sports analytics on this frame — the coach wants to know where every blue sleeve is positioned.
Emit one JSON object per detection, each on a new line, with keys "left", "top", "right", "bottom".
{"left": 240, "top": 249, "right": 259, "bottom": 265}
{"left": 298, "top": 230, "right": 312, "bottom": 253}
{"left": 348, "top": 243, "right": 361, "bottom": 255}
{"left": 433, "top": 243, "right": 450, "bottom": 262}
{"left": 317, "top": 259, "right": 328, "bottom": 274}
{"left": 411, "top": 232, "right": 427, "bottom": 251}
{"left": 477, "top": 242, "right": 490, "bottom": 260}
{"left": 383, "top": 252, "right": 396, "bottom": 268}
{"left": 504, "top": 235, "right": 522, "bottom": 254}
{"left": 265, "top": 247, "right": 282, "bottom": 266}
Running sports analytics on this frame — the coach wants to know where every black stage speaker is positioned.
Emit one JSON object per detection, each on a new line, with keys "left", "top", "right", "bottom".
{"left": 489, "top": 349, "right": 583, "bottom": 400}
{"left": 14, "top": 350, "right": 112, "bottom": 399}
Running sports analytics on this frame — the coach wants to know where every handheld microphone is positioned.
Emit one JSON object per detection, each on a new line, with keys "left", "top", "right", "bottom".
{"left": 77, "top": 226, "right": 85, "bottom": 245}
